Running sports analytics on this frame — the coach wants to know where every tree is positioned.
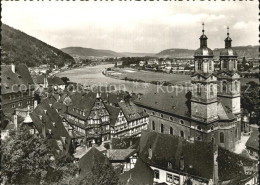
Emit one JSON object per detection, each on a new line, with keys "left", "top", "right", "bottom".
{"left": 77, "top": 160, "right": 119, "bottom": 185}
{"left": 1, "top": 128, "right": 78, "bottom": 184}
{"left": 61, "top": 77, "right": 70, "bottom": 86}
{"left": 241, "top": 81, "right": 259, "bottom": 124}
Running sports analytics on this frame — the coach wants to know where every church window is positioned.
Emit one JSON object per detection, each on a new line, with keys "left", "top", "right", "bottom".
{"left": 234, "top": 60, "right": 236, "bottom": 69}
{"left": 169, "top": 117, "right": 173, "bottom": 121}
{"left": 210, "top": 84, "right": 214, "bottom": 96}
{"left": 143, "top": 109, "right": 146, "bottom": 113}
{"left": 152, "top": 121, "right": 155, "bottom": 130}
{"left": 180, "top": 120, "right": 184, "bottom": 124}
{"left": 223, "top": 60, "right": 228, "bottom": 68}
{"left": 160, "top": 114, "right": 163, "bottom": 118}
{"left": 211, "top": 126, "right": 214, "bottom": 130}
{"left": 198, "top": 62, "right": 202, "bottom": 70}
{"left": 197, "top": 84, "right": 201, "bottom": 96}
{"left": 197, "top": 126, "right": 202, "bottom": 130}
{"left": 220, "top": 132, "right": 224, "bottom": 143}
{"left": 180, "top": 131, "right": 184, "bottom": 138}
{"left": 170, "top": 127, "right": 173, "bottom": 135}
{"left": 160, "top": 124, "right": 164, "bottom": 133}
{"left": 211, "top": 137, "right": 215, "bottom": 144}
{"left": 209, "top": 61, "right": 212, "bottom": 70}
{"left": 222, "top": 81, "right": 227, "bottom": 93}
{"left": 235, "top": 81, "right": 238, "bottom": 91}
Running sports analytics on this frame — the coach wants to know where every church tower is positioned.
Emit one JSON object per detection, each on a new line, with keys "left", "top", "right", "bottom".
{"left": 191, "top": 23, "right": 218, "bottom": 123}
{"left": 217, "top": 27, "right": 241, "bottom": 118}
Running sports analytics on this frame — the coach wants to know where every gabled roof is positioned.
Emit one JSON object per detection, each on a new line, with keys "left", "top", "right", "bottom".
{"left": 106, "top": 105, "right": 121, "bottom": 126}
{"left": 2, "top": 64, "right": 34, "bottom": 94}
{"left": 139, "top": 130, "right": 257, "bottom": 182}
{"left": 35, "top": 75, "right": 65, "bottom": 86}
{"left": 79, "top": 147, "right": 110, "bottom": 178}
{"left": 119, "top": 159, "right": 154, "bottom": 185}
{"left": 107, "top": 149, "right": 136, "bottom": 161}
{"left": 139, "top": 130, "right": 214, "bottom": 180}
{"left": 246, "top": 128, "right": 259, "bottom": 151}
{"left": 30, "top": 98, "right": 71, "bottom": 156}
{"left": 119, "top": 101, "right": 148, "bottom": 122}
{"left": 134, "top": 89, "right": 191, "bottom": 119}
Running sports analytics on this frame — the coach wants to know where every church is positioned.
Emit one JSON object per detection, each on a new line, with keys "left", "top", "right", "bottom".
{"left": 134, "top": 24, "right": 241, "bottom": 151}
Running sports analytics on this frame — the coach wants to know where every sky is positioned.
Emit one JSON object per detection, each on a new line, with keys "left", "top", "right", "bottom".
{"left": 2, "top": 1, "right": 258, "bottom": 53}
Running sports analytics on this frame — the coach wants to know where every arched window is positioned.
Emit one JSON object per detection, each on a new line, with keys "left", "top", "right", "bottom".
{"left": 209, "top": 61, "right": 212, "bottom": 71}
{"left": 180, "top": 120, "right": 184, "bottom": 125}
{"left": 222, "top": 81, "right": 227, "bottom": 93}
{"left": 198, "top": 62, "right": 202, "bottom": 70}
{"left": 160, "top": 114, "right": 163, "bottom": 118}
{"left": 211, "top": 137, "right": 215, "bottom": 144}
{"left": 170, "top": 127, "right": 173, "bottom": 135}
{"left": 210, "top": 84, "right": 214, "bottom": 96}
{"left": 197, "top": 126, "right": 202, "bottom": 130}
{"left": 180, "top": 131, "right": 184, "bottom": 138}
{"left": 197, "top": 84, "right": 201, "bottom": 96}
{"left": 223, "top": 60, "right": 228, "bottom": 68}
{"left": 235, "top": 81, "right": 238, "bottom": 91}
{"left": 160, "top": 124, "right": 164, "bottom": 133}
{"left": 152, "top": 121, "right": 155, "bottom": 130}
{"left": 220, "top": 132, "right": 224, "bottom": 143}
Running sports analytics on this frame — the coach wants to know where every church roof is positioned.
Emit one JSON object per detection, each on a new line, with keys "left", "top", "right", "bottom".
{"left": 134, "top": 89, "right": 191, "bottom": 119}
{"left": 194, "top": 47, "right": 214, "bottom": 57}
{"left": 220, "top": 48, "right": 238, "bottom": 57}
{"left": 246, "top": 128, "right": 259, "bottom": 151}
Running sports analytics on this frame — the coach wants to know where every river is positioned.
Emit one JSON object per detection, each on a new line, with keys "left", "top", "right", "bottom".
{"left": 56, "top": 64, "right": 160, "bottom": 94}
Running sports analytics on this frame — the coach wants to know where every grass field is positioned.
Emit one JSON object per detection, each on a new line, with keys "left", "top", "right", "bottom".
{"left": 111, "top": 68, "right": 191, "bottom": 85}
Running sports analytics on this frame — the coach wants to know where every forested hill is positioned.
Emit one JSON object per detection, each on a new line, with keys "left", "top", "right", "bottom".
{"left": 1, "top": 24, "right": 75, "bottom": 67}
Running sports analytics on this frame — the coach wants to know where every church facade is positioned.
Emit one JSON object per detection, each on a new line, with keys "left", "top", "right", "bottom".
{"left": 134, "top": 25, "right": 241, "bottom": 151}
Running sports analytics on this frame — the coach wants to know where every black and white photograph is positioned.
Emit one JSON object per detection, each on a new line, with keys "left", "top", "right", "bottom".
{"left": 1, "top": 1, "right": 259, "bottom": 184}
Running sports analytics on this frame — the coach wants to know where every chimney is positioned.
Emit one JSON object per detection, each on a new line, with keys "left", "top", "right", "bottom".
{"left": 49, "top": 103, "right": 53, "bottom": 108}
{"left": 213, "top": 144, "right": 219, "bottom": 184}
{"left": 44, "top": 109, "right": 47, "bottom": 114}
{"left": 44, "top": 74, "right": 48, "bottom": 88}
{"left": 11, "top": 64, "right": 15, "bottom": 73}
{"left": 33, "top": 100, "right": 38, "bottom": 109}
{"left": 42, "top": 120, "right": 46, "bottom": 138}
{"left": 13, "top": 111, "right": 18, "bottom": 131}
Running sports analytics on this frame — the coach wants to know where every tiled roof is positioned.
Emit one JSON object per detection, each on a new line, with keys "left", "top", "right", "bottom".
{"left": 79, "top": 147, "right": 110, "bottom": 178}
{"left": 119, "top": 158, "right": 154, "bottom": 185}
{"left": 106, "top": 105, "right": 121, "bottom": 126}
{"left": 139, "top": 130, "right": 257, "bottom": 182}
{"left": 30, "top": 98, "right": 71, "bottom": 156}
{"left": 35, "top": 75, "right": 65, "bottom": 86}
{"left": 139, "top": 130, "right": 214, "bottom": 180}
{"left": 134, "top": 89, "right": 191, "bottom": 119}
{"left": 2, "top": 64, "right": 34, "bottom": 94}
{"left": 246, "top": 128, "right": 259, "bottom": 151}
{"left": 107, "top": 149, "right": 136, "bottom": 161}
{"left": 119, "top": 101, "right": 148, "bottom": 122}
{"left": 111, "top": 137, "right": 140, "bottom": 149}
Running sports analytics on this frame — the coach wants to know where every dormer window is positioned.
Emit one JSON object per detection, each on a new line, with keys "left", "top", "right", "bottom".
{"left": 18, "top": 75, "right": 22, "bottom": 78}
{"left": 167, "top": 162, "right": 172, "bottom": 169}
{"left": 148, "top": 145, "right": 152, "bottom": 159}
{"left": 52, "top": 122, "right": 56, "bottom": 127}
{"left": 48, "top": 129, "right": 52, "bottom": 135}
{"left": 6, "top": 76, "right": 10, "bottom": 80}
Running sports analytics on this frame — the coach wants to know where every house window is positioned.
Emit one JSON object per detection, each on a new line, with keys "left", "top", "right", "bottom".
{"left": 167, "top": 162, "right": 172, "bottom": 169}
{"left": 170, "top": 127, "right": 173, "bottom": 135}
{"left": 160, "top": 124, "right": 164, "bottom": 133}
{"left": 173, "top": 176, "right": 180, "bottom": 184}
{"left": 154, "top": 170, "right": 159, "bottom": 179}
{"left": 220, "top": 132, "right": 224, "bottom": 143}
{"left": 9, "top": 96, "right": 12, "bottom": 100}
{"left": 152, "top": 121, "right": 155, "bottom": 130}
{"left": 18, "top": 102, "right": 22, "bottom": 107}
{"left": 166, "top": 173, "right": 173, "bottom": 183}
{"left": 12, "top": 95, "right": 15, "bottom": 99}
{"left": 180, "top": 131, "right": 184, "bottom": 138}
{"left": 17, "top": 94, "right": 20, "bottom": 98}
{"left": 11, "top": 104, "right": 15, "bottom": 108}
{"left": 223, "top": 60, "right": 228, "bottom": 68}
{"left": 152, "top": 112, "right": 155, "bottom": 115}
{"left": 197, "top": 126, "right": 202, "bottom": 130}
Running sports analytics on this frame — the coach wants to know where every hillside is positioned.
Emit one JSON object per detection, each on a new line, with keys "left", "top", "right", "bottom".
{"left": 156, "top": 46, "right": 258, "bottom": 58}
{"left": 1, "top": 24, "right": 75, "bottom": 67}
{"left": 120, "top": 52, "right": 155, "bottom": 57}
{"left": 61, "top": 47, "right": 124, "bottom": 58}
{"left": 155, "top": 49, "right": 195, "bottom": 58}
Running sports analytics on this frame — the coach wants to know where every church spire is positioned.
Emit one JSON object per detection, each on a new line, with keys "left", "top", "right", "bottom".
{"left": 225, "top": 26, "right": 232, "bottom": 48}
{"left": 200, "top": 22, "right": 208, "bottom": 48}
